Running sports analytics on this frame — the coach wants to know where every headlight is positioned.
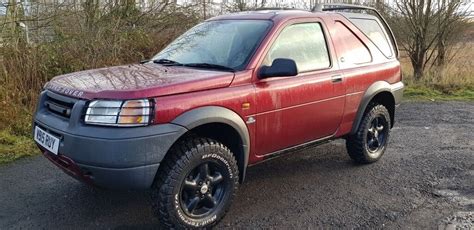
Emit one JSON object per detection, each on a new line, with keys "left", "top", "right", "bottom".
{"left": 84, "top": 99, "right": 152, "bottom": 127}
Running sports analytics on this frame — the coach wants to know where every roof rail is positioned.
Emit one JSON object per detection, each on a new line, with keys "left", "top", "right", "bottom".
{"left": 313, "top": 3, "right": 399, "bottom": 59}
{"left": 255, "top": 7, "right": 308, "bottom": 11}
{"left": 312, "top": 3, "right": 376, "bottom": 12}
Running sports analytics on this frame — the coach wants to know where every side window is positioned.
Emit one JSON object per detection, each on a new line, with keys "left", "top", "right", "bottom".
{"left": 350, "top": 18, "right": 393, "bottom": 58}
{"left": 263, "top": 22, "right": 330, "bottom": 72}
{"left": 333, "top": 22, "right": 372, "bottom": 66}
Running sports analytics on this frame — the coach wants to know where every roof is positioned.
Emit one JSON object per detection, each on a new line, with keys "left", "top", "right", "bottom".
{"left": 208, "top": 10, "right": 328, "bottom": 22}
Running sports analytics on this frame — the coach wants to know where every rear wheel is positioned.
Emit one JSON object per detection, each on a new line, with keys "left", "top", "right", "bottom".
{"left": 346, "top": 103, "right": 391, "bottom": 163}
{"left": 151, "top": 137, "right": 239, "bottom": 229}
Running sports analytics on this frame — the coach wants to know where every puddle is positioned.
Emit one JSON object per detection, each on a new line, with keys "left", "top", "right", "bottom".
{"left": 434, "top": 186, "right": 473, "bottom": 229}
{"left": 438, "top": 211, "right": 473, "bottom": 230}
{"left": 433, "top": 189, "right": 474, "bottom": 207}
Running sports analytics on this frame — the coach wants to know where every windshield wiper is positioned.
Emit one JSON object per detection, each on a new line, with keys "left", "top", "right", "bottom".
{"left": 153, "top": 60, "right": 235, "bottom": 72}
{"left": 153, "top": 59, "right": 183, "bottom": 66}
{"left": 183, "top": 63, "right": 235, "bottom": 72}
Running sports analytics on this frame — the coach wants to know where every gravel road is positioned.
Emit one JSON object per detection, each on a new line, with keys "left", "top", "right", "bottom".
{"left": 1, "top": 101, "right": 473, "bottom": 229}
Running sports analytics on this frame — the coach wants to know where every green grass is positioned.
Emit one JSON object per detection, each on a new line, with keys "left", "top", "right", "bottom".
{"left": 0, "top": 130, "right": 38, "bottom": 164}
{"left": 404, "top": 85, "right": 474, "bottom": 101}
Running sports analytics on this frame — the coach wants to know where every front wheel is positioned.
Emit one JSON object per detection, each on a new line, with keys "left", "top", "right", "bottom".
{"left": 151, "top": 137, "right": 239, "bottom": 229}
{"left": 346, "top": 103, "right": 391, "bottom": 164}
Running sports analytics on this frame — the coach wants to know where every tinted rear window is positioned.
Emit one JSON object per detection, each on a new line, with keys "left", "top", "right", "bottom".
{"left": 350, "top": 18, "right": 393, "bottom": 58}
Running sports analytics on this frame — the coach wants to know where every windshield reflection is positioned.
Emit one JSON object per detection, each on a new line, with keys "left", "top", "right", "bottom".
{"left": 153, "top": 20, "right": 272, "bottom": 71}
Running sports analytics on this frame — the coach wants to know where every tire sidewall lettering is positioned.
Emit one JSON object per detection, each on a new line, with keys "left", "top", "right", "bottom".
{"left": 202, "top": 153, "right": 233, "bottom": 179}
{"left": 174, "top": 194, "right": 217, "bottom": 227}
{"left": 172, "top": 149, "right": 234, "bottom": 227}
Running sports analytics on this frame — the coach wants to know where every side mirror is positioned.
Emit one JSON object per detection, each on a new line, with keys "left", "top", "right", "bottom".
{"left": 258, "top": 58, "right": 298, "bottom": 79}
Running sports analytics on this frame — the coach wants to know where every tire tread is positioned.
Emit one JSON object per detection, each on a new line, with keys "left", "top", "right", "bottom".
{"left": 346, "top": 102, "right": 391, "bottom": 164}
{"left": 151, "top": 136, "right": 239, "bottom": 229}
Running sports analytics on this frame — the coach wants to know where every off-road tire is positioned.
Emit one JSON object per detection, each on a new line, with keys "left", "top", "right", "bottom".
{"left": 346, "top": 103, "right": 391, "bottom": 164}
{"left": 151, "top": 137, "right": 239, "bottom": 229}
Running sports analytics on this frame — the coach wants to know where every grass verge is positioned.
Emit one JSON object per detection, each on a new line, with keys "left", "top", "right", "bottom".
{"left": 0, "top": 129, "right": 38, "bottom": 164}
{"left": 404, "top": 85, "right": 474, "bottom": 101}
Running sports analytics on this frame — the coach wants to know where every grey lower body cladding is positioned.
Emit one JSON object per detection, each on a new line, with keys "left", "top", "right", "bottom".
{"left": 33, "top": 92, "right": 187, "bottom": 189}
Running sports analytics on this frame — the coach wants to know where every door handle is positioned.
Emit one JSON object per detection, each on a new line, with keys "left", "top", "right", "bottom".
{"left": 331, "top": 75, "right": 343, "bottom": 83}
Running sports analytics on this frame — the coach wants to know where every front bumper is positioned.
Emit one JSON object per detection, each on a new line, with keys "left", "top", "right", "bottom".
{"left": 34, "top": 91, "right": 187, "bottom": 190}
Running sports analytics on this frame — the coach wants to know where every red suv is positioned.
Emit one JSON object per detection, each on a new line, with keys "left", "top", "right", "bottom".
{"left": 33, "top": 4, "right": 403, "bottom": 228}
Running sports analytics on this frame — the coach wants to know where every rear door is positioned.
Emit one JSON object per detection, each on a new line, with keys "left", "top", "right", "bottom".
{"left": 253, "top": 19, "right": 346, "bottom": 156}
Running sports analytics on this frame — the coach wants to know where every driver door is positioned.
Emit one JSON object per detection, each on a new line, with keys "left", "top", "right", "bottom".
{"left": 253, "top": 20, "right": 346, "bottom": 156}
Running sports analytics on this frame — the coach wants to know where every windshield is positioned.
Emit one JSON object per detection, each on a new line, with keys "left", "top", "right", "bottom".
{"left": 153, "top": 20, "right": 272, "bottom": 71}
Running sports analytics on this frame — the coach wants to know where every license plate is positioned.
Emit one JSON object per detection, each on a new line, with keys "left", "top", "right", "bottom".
{"left": 34, "top": 126, "right": 60, "bottom": 155}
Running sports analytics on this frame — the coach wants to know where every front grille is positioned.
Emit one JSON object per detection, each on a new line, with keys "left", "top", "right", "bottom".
{"left": 44, "top": 91, "right": 77, "bottom": 118}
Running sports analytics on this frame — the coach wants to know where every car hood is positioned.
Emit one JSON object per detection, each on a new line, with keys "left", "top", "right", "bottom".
{"left": 44, "top": 63, "right": 235, "bottom": 100}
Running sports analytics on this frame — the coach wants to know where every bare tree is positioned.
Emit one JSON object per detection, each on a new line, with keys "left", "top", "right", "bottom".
{"left": 226, "top": 0, "right": 267, "bottom": 12}
{"left": 203, "top": 0, "right": 208, "bottom": 19}
{"left": 433, "top": 0, "right": 467, "bottom": 67}
{"left": 3, "top": 0, "right": 25, "bottom": 45}
{"left": 83, "top": 0, "right": 99, "bottom": 29}
{"left": 394, "top": 0, "right": 464, "bottom": 79}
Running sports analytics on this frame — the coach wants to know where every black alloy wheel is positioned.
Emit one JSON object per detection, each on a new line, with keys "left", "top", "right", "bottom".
{"left": 366, "top": 115, "right": 388, "bottom": 154}
{"left": 180, "top": 161, "right": 228, "bottom": 218}
{"left": 151, "top": 137, "right": 239, "bottom": 229}
{"left": 346, "top": 103, "right": 392, "bottom": 164}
